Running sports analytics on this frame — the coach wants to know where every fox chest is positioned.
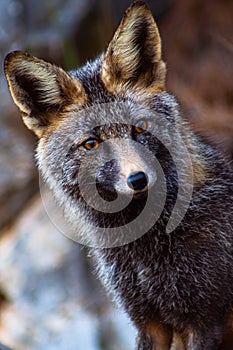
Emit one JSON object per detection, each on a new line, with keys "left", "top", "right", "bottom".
{"left": 97, "top": 248, "right": 192, "bottom": 324}
{"left": 96, "top": 241, "right": 232, "bottom": 329}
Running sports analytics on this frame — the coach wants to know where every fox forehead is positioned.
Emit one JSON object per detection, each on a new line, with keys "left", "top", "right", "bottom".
{"left": 69, "top": 56, "right": 114, "bottom": 104}
{"left": 36, "top": 89, "right": 179, "bottom": 169}
{"left": 53, "top": 98, "right": 139, "bottom": 135}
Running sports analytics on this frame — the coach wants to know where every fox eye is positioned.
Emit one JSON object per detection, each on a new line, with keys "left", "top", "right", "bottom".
{"left": 133, "top": 120, "right": 148, "bottom": 133}
{"left": 83, "top": 138, "right": 100, "bottom": 150}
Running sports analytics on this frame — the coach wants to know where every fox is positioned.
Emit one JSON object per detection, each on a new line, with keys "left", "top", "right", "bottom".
{"left": 4, "top": 1, "right": 233, "bottom": 349}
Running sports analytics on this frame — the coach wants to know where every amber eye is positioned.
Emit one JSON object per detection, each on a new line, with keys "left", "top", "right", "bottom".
{"left": 134, "top": 120, "right": 148, "bottom": 133}
{"left": 83, "top": 138, "right": 100, "bottom": 150}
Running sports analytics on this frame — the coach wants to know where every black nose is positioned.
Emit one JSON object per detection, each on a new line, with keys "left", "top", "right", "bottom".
{"left": 127, "top": 171, "right": 148, "bottom": 191}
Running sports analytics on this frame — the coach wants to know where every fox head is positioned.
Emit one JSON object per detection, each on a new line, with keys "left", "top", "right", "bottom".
{"left": 4, "top": 1, "right": 205, "bottom": 246}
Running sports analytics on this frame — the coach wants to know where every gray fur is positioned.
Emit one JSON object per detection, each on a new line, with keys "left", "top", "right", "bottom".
{"left": 4, "top": 1, "right": 233, "bottom": 349}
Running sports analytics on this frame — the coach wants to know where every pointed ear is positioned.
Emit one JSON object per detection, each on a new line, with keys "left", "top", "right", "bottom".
{"left": 101, "top": 1, "right": 166, "bottom": 96}
{"left": 4, "top": 51, "right": 86, "bottom": 137}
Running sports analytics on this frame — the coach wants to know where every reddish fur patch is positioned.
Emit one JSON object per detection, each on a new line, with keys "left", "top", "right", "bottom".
{"left": 145, "top": 321, "right": 173, "bottom": 349}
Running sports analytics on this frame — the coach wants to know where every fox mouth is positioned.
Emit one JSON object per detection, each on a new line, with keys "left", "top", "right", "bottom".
{"left": 96, "top": 181, "right": 148, "bottom": 202}
{"left": 96, "top": 182, "right": 118, "bottom": 202}
{"left": 133, "top": 188, "right": 148, "bottom": 198}
{"left": 85, "top": 187, "right": 149, "bottom": 229}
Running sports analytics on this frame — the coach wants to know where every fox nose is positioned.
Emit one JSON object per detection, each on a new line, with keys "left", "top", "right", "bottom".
{"left": 127, "top": 171, "right": 148, "bottom": 191}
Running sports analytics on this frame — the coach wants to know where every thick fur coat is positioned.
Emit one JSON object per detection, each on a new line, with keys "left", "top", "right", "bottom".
{"left": 4, "top": 2, "right": 233, "bottom": 349}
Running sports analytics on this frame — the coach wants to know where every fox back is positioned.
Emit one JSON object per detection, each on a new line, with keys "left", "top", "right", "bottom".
{"left": 4, "top": 1, "right": 233, "bottom": 349}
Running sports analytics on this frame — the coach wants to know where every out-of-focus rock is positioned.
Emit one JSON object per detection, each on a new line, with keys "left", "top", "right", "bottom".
{"left": 0, "top": 115, "right": 38, "bottom": 230}
{"left": 0, "top": 187, "right": 136, "bottom": 350}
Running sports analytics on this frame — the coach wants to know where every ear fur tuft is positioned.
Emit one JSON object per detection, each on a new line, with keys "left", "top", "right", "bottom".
{"left": 101, "top": 1, "right": 166, "bottom": 96}
{"left": 4, "top": 51, "right": 86, "bottom": 137}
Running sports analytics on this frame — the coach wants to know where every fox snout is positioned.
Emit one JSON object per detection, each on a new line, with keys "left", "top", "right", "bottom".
{"left": 95, "top": 139, "right": 156, "bottom": 199}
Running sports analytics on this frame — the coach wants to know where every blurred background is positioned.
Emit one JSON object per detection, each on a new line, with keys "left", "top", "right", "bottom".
{"left": 0, "top": 0, "right": 232, "bottom": 349}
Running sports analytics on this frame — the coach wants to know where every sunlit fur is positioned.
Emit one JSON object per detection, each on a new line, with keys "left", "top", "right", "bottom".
{"left": 101, "top": 1, "right": 166, "bottom": 96}
{"left": 4, "top": 51, "right": 86, "bottom": 137}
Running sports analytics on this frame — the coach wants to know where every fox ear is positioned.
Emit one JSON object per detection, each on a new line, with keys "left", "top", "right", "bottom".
{"left": 101, "top": 1, "right": 166, "bottom": 96}
{"left": 4, "top": 51, "right": 86, "bottom": 137}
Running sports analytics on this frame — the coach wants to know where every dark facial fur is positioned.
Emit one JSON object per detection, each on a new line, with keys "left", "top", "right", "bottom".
{"left": 4, "top": 1, "right": 233, "bottom": 349}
